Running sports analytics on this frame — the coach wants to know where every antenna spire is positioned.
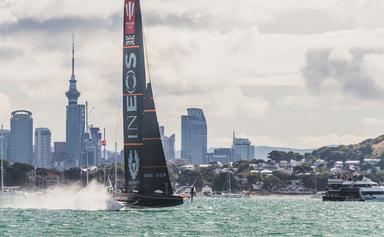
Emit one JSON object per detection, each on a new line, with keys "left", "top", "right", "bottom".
{"left": 72, "top": 33, "right": 75, "bottom": 77}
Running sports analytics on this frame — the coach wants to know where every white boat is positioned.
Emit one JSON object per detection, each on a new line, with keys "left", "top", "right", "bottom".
{"left": 0, "top": 187, "right": 27, "bottom": 197}
{"left": 212, "top": 162, "right": 246, "bottom": 198}
{"left": 212, "top": 192, "right": 244, "bottom": 198}
{"left": 201, "top": 185, "right": 213, "bottom": 197}
{"left": 359, "top": 186, "right": 384, "bottom": 202}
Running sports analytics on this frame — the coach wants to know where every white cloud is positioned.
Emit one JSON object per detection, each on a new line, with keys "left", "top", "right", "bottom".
{"left": 296, "top": 134, "right": 364, "bottom": 148}
{"left": 0, "top": 0, "right": 120, "bottom": 26}
{"left": 302, "top": 48, "right": 384, "bottom": 99}
{"left": 362, "top": 117, "right": 384, "bottom": 126}
{"left": 0, "top": 93, "right": 11, "bottom": 123}
{"left": 1, "top": 0, "right": 384, "bottom": 150}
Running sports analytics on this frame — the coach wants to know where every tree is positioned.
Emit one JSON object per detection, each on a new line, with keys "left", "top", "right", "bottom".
{"left": 64, "top": 167, "right": 81, "bottom": 181}
{"left": 212, "top": 172, "right": 240, "bottom": 192}
{"left": 262, "top": 175, "right": 281, "bottom": 191}
{"left": 268, "top": 151, "right": 303, "bottom": 162}
{"left": 5, "top": 163, "right": 34, "bottom": 186}
{"left": 177, "top": 169, "right": 202, "bottom": 190}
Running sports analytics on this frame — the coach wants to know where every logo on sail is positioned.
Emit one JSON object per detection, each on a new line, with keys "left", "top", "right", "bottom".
{"left": 125, "top": 35, "right": 136, "bottom": 46}
{"left": 124, "top": 0, "right": 136, "bottom": 35}
{"left": 128, "top": 150, "right": 140, "bottom": 179}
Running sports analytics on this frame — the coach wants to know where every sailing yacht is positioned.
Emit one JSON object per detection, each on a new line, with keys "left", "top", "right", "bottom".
{"left": 115, "top": 0, "right": 184, "bottom": 208}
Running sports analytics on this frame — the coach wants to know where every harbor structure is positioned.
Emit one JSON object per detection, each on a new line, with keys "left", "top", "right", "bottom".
{"left": 33, "top": 128, "right": 52, "bottom": 169}
{"left": 0, "top": 128, "right": 10, "bottom": 161}
{"left": 160, "top": 126, "right": 175, "bottom": 160}
{"left": 65, "top": 36, "right": 85, "bottom": 167}
{"left": 9, "top": 110, "right": 33, "bottom": 165}
{"left": 231, "top": 132, "right": 255, "bottom": 161}
{"left": 181, "top": 108, "right": 208, "bottom": 164}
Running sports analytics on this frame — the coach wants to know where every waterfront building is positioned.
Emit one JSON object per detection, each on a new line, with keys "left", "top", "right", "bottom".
{"left": 231, "top": 132, "right": 255, "bottom": 161}
{"left": 160, "top": 126, "right": 175, "bottom": 160}
{"left": 33, "top": 128, "right": 52, "bottom": 169}
{"left": 9, "top": 110, "right": 33, "bottom": 165}
{"left": 0, "top": 128, "right": 10, "bottom": 161}
{"left": 181, "top": 108, "right": 208, "bottom": 164}
{"left": 207, "top": 148, "right": 232, "bottom": 164}
{"left": 65, "top": 36, "right": 85, "bottom": 167}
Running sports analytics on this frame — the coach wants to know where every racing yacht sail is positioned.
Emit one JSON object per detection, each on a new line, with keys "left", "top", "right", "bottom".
{"left": 119, "top": 0, "right": 183, "bottom": 208}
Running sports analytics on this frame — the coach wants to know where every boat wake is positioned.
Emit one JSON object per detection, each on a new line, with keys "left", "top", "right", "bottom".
{"left": 0, "top": 181, "right": 121, "bottom": 211}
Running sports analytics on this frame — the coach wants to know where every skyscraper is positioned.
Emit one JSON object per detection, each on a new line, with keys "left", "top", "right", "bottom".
{"left": 181, "top": 108, "right": 208, "bottom": 164}
{"left": 231, "top": 132, "right": 255, "bottom": 161}
{"left": 160, "top": 126, "right": 175, "bottom": 160}
{"left": 9, "top": 110, "right": 33, "bottom": 165}
{"left": 207, "top": 148, "right": 232, "bottom": 164}
{"left": 82, "top": 126, "right": 102, "bottom": 166}
{"left": 0, "top": 128, "right": 10, "bottom": 161}
{"left": 65, "top": 35, "right": 85, "bottom": 167}
{"left": 34, "top": 128, "right": 52, "bottom": 168}
{"left": 53, "top": 142, "right": 66, "bottom": 170}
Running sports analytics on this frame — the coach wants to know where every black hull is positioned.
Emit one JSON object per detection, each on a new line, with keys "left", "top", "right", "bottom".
{"left": 116, "top": 193, "right": 184, "bottom": 208}
{"left": 322, "top": 196, "right": 361, "bottom": 201}
{"left": 322, "top": 187, "right": 362, "bottom": 202}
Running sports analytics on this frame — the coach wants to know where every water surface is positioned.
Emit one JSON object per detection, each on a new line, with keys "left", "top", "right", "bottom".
{"left": 1, "top": 196, "right": 383, "bottom": 236}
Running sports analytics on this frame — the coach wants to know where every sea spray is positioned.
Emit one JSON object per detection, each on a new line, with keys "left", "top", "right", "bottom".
{"left": 0, "top": 181, "right": 122, "bottom": 211}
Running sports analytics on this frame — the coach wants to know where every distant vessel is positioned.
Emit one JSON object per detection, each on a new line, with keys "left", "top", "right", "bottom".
{"left": 322, "top": 177, "right": 384, "bottom": 201}
{"left": 201, "top": 185, "right": 213, "bottom": 197}
{"left": 115, "top": 0, "right": 184, "bottom": 208}
{"left": 212, "top": 164, "right": 245, "bottom": 198}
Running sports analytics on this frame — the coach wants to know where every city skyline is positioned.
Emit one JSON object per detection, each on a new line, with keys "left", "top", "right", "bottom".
{"left": 2, "top": 1, "right": 384, "bottom": 150}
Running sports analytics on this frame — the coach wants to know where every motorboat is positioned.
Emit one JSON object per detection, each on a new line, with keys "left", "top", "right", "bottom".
{"left": 323, "top": 177, "right": 384, "bottom": 201}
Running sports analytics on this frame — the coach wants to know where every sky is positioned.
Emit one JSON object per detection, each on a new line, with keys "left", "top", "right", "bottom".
{"left": 1, "top": 0, "right": 384, "bottom": 150}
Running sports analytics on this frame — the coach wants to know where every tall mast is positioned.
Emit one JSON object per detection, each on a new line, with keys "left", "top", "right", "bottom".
{"left": 115, "top": 142, "right": 118, "bottom": 190}
{"left": 85, "top": 101, "right": 89, "bottom": 186}
{"left": 228, "top": 162, "right": 231, "bottom": 193}
{"left": 1, "top": 124, "right": 4, "bottom": 192}
{"left": 103, "top": 128, "right": 106, "bottom": 185}
{"left": 72, "top": 33, "right": 75, "bottom": 77}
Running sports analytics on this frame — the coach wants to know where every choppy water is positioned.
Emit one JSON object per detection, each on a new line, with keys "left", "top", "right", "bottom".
{"left": 1, "top": 196, "right": 384, "bottom": 236}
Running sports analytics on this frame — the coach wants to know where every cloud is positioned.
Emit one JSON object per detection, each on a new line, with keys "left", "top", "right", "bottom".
{"left": 301, "top": 47, "right": 384, "bottom": 99}
{"left": 1, "top": 0, "right": 384, "bottom": 151}
{"left": 362, "top": 117, "right": 384, "bottom": 126}
{"left": 0, "top": 0, "right": 120, "bottom": 28}
{"left": 0, "top": 93, "right": 11, "bottom": 123}
{"left": 212, "top": 133, "right": 364, "bottom": 149}
{"left": 296, "top": 133, "right": 364, "bottom": 148}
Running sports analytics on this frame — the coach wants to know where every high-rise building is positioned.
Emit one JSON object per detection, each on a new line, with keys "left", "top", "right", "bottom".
{"left": 81, "top": 125, "right": 102, "bottom": 167}
{"left": 231, "top": 132, "right": 255, "bottom": 161}
{"left": 53, "top": 142, "right": 66, "bottom": 170}
{"left": 0, "top": 128, "right": 10, "bottom": 161}
{"left": 207, "top": 148, "right": 232, "bottom": 164}
{"left": 160, "top": 126, "right": 175, "bottom": 160}
{"left": 86, "top": 126, "right": 102, "bottom": 166}
{"left": 65, "top": 36, "right": 85, "bottom": 167}
{"left": 181, "top": 108, "right": 208, "bottom": 164}
{"left": 9, "top": 110, "right": 33, "bottom": 165}
{"left": 34, "top": 128, "right": 52, "bottom": 168}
